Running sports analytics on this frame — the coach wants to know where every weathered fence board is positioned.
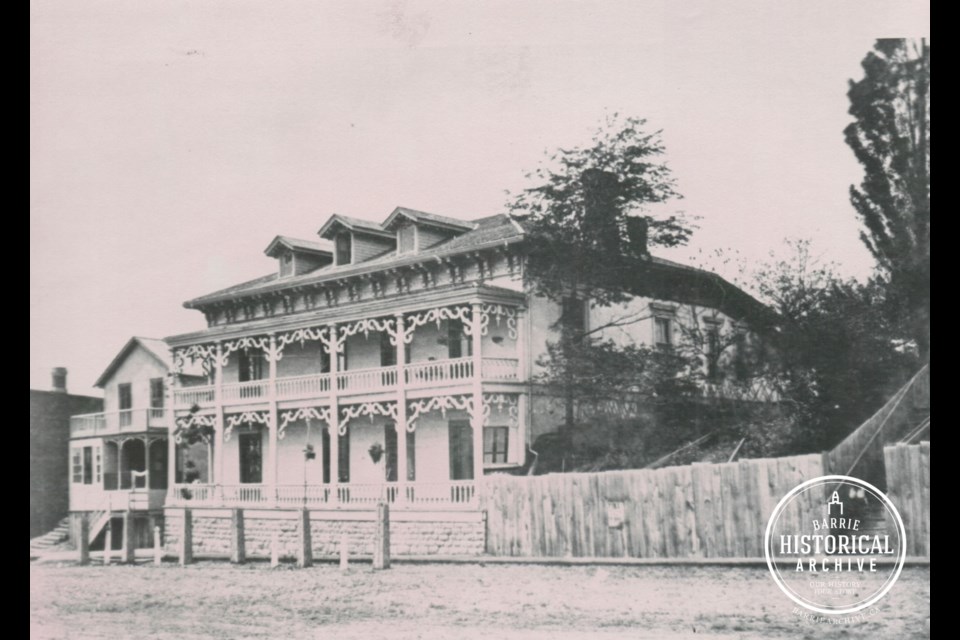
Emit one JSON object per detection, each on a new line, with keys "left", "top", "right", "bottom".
{"left": 883, "top": 442, "right": 930, "bottom": 557}
{"left": 482, "top": 453, "right": 825, "bottom": 558}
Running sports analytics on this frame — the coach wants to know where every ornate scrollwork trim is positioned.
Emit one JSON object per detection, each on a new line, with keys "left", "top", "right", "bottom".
{"left": 174, "top": 344, "right": 216, "bottom": 374}
{"left": 277, "top": 406, "right": 333, "bottom": 440}
{"left": 223, "top": 410, "right": 269, "bottom": 442}
{"left": 407, "top": 395, "right": 474, "bottom": 432}
{"left": 401, "top": 305, "right": 473, "bottom": 344}
{"left": 173, "top": 413, "right": 216, "bottom": 444}
{"left": 481, "top": 304, "right": 518, "bottom": 340}
{"left": 219, "top": 336, "right": 271, "bottom": 367}
{"left": 337, "top": 401, "right": 399, "bottom": 436}
{"left": 482, "top": 393, "right": 520, "bottom": 427}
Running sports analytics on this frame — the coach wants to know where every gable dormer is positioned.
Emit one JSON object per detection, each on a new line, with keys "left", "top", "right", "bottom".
{"left": 381, "top": 207, "right": 476, "bottom": 255}
{"left": 317, "top": 214, "right": 396, "bottom": 266}
{"left": 264, "top": 236, "right": 334, "bottom": 278}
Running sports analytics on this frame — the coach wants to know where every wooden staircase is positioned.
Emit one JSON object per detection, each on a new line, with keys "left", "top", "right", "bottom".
{"left": 29, "top": 518, "right": 71, "bottom": 551}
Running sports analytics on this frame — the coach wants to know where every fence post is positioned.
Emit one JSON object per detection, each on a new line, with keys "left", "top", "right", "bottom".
{"left": 104, "top": 520, "right": 112, "bottom": 565}
{"left": 339, "top": 534, "right": 349, "bottom": 570}
{"left": 78, "top": 517, "right": 90, "bottom": 566}
{"left": 373, "top": 502, "right": 390, "bottom": 570}
{"left": 271, "top": 532, "right": 280, "bottom": 568}
{"left": 297, "top": 508, "right": 312, "bottom": 568}
{"left": 231, "top": 509, "right": 246, "bottom": 564}
{"left": 179, "top": 508, "right": 193, "bottom": 566}
{"left": 153, "top": 526, "right": 162, "bottom": 566}
{"left": 122, "top": 511, "right": 136, "bottom": 564}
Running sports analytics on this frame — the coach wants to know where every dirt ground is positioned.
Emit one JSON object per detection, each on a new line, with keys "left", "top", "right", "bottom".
{"left": 30, "top": 560, "right": 929, "bottom": 639}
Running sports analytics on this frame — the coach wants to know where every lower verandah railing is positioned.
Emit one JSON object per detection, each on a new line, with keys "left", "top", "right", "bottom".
{"left": 169, "top": 481, "right": 477, "bottom": 510}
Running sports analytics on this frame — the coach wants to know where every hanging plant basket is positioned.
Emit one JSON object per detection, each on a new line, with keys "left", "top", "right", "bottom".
{"left": 368, "top": 443, "right": 384, "bottom": 464}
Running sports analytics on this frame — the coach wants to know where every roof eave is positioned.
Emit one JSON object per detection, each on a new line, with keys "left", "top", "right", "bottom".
{"left": 185, "top": 233, "right": 526, "bottom": 309}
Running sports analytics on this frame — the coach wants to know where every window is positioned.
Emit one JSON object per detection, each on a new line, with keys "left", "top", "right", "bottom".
{"left": 406, "top": 430, "right": 415, "bottom": 481}
{"left": 72, "top": 446, "right": 96, "bottom": 485}
{"left": 385, "top": 423, "right": 398, "bottom": 482}
{"left": 398, "top": 223, "right": 416, "bottom": 254}
{"left": 384, "top": 424, "right": 415, "bottom": 481}
{"left": 380, "top": 331, "right": 396, "bottom": 367}
{"left": 335, "top": 233, "right": 352, "bottom": 265}
{"left": 238, "top": 432, "right": 262, "bottom": 484}
{"left": 561, "top": 296, "right": 586, "bottom": 336}
{"left": 321, "top": 428, "right": 331, "bottom": 484}
{"left": 733, "top": 332, "right": 749, "bottom": 381}
{"left": 118, "top": 383, "right": 132, "bottom": 426}
{"left": 238, "top": 348, "right": 265, "bottom": 382}
{"left": 280, "top": 252, "right": 294, "bottom": 277}
{"left": 705, "top": 328, "right": 721, "bottom": 381}
{"left": 654, "top": 317, "right": 673, "bottom": 348}
{"left": 447, "top": 319, "right": 472, "bottom": 359}
{"left": 71, "top": 448, "right": 82, "bottom": 483}
{"left": 94, "top": 446, "right": 102, "bottom": 484}
{"left": 337, "top": 430, "right": 350, "bottom": 483}
{"left": 483, "top": 426, "right": 510, "bottom": 464}
{"left": 150, "top": 377, "right": 165, "bottom": 409}
{"left": 448, "top": 420, "right": 474, "bottom": 480}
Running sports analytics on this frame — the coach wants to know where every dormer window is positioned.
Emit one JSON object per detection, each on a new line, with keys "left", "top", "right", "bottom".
{"left": 335, "top": 233, "right": 352, "bottom": 265}
{"left": 280, "top": 252, "right": 294, "bottom": 277}
{"left": 397, "top": 222, "right": 417, "bottom": 254}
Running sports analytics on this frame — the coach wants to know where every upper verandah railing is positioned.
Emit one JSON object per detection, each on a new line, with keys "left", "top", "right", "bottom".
{"left": 70, "top": 408, "right": 168, "bottom": 438}
{"left": 173, "top": 356, "right": 520, "bottom": 408}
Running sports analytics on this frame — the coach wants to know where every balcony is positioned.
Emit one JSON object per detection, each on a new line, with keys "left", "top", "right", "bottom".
{"left": 168, "top": 480, "right": 478, "bottom": 510}
{"left": 172, "top": 357, "right": 520, "bottom": 408}
{"left": 70, "top": 409, "right": 168, "bottom": 438}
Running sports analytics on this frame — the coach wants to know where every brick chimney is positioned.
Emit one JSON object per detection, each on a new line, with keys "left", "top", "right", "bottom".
{"left": 580, "top": 168, "right": 622, "bottom": 255}
{"left": 625, "top": 217, "right": 649, "bottom": 258}
{"left": 51, "top": 367, "right": 67, "bottom": 393}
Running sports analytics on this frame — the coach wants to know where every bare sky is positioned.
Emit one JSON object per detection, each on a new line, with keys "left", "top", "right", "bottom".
{"left": 30, "top": 0, "right": 929, "bottom": 395}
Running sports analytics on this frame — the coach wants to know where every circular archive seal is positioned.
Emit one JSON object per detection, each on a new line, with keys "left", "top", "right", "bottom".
{"left": 764, "top": 475, "right": 907, "bottom": 615}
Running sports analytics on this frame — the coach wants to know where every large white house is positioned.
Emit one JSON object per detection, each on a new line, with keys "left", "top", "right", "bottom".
{"left": 67, "top": 206, "right": 773, "bottom": 556}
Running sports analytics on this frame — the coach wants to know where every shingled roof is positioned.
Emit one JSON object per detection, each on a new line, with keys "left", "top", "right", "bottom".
{"left": 184, "top": 213, "right": 525, "bottom": 308}
{"left": 382, "top": 206, "right": 478, "bottom": 232}
{"left": 264, "top": 235, "right": 333, "bottom": 258}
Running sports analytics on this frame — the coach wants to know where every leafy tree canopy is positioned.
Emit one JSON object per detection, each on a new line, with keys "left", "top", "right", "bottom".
{"left": 507, "top": 113, "right": 694, "bottom": 306}
{"left": 844, "top": 38, "right": 930, "bottom": 356}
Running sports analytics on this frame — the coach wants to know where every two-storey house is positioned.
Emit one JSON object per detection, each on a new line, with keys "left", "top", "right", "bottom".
{"left": 137, "top": 206, "right": 773, "bottom": 557}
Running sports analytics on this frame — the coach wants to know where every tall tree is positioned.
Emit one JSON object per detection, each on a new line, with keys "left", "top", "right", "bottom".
{"left": 844, "top": 39, "right": 930, "bottom": 357}
{"left": 507, "top": 114, "right": 695, "bottom": 428}
{"left": 507, "top": 113, "right": 694, "bottom": 308}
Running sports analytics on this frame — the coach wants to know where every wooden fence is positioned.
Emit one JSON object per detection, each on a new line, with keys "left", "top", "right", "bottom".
{"left": 883, "top": 442, "right": 930, "bottom": 557}
{"left": 481, "top": 453, "right": 824, "bottom": 558}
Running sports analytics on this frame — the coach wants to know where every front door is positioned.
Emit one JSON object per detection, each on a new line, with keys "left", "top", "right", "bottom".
{"left": 239, "top": 432, "right": 262, "bottom": 484}
{"left": 448, "top": 420, "right": 474, "bottom": 480}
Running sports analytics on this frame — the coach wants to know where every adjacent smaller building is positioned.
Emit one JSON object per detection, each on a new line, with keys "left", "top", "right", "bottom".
{"left": 30, "top": 369, "right": 102, "bottom": 539}
{"left": 67, "top": 337, "right": 204, "bottom": 548}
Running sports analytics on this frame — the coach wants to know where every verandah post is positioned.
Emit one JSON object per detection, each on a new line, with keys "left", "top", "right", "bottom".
{"left": 395, "top": 313, "right": 408, "bottom": 506}
{"left": 471, "top": 302, "right": 484, "bottom": 489}
{"left": 267, "top": 334, "right": 279, "bottom": 507}
{"left": 327, "top": 322, "right": 340, "bottom": 506}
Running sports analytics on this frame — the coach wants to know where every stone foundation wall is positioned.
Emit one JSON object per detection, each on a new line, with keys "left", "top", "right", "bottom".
{"left": 163, "top": 509, "right": 485, "bottom": 558}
